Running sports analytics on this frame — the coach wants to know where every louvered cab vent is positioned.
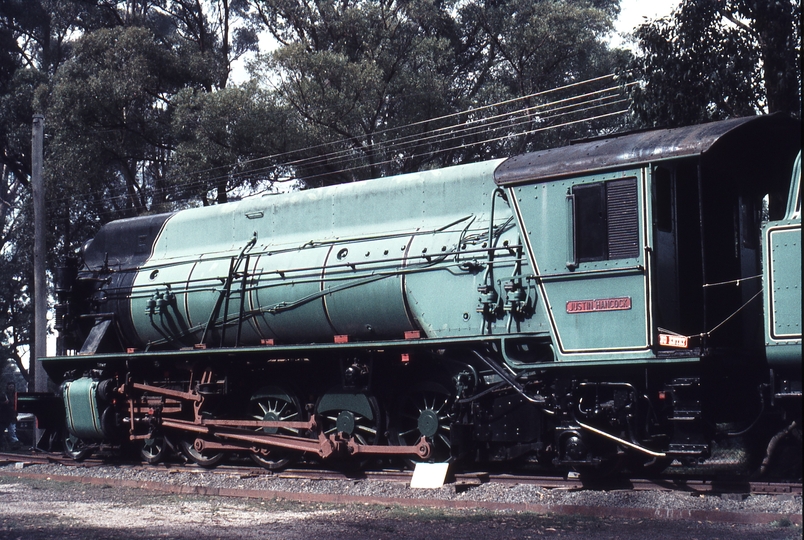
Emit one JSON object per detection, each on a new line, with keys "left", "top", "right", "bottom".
{"left": 572, "top": 177, "right": 640, "bottom": 263}
{"left": 606, "top": 178, "right": 640, "bottom": 259}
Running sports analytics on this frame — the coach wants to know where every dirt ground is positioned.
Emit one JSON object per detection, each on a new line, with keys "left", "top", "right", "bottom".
{"left": 0, "top": 475, "right": 800, "bottom": 540}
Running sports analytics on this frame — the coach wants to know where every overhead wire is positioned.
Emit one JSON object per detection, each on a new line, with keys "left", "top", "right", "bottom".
{"left": 219, "top": 80, "right": 632, "bottom": 184}
{"left": 56, "top": 74, "right": 629, "bottom": 205}
{"left": 58, "top": 101, "right": 630, "bottom": 220}
{"left": 277, "top": 108, "right": 630, "bottom": 188}
{"left": 105, "top": 79, "right": 632, "bottom": 203}
{"left": 169, "top": 89, "right": 629, "bottom": 194}
{"left": 256, "top": 82, "right": 634, "bottom": 173}
{"left": 265, "top": 84, "right": 633, "bottom": 177}
{"left": 48, "top": 72, "right": 633, "bottom": 217}
{"left": 180, "top": 72, "right": 631, "bottom": 176}
{"left": 259, "top": 95, "right": 631, "bottom": 187}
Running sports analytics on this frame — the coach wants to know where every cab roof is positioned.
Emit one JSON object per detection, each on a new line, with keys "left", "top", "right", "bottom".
{"left": 493, "top": 114, "right": 801, "bottom": 185}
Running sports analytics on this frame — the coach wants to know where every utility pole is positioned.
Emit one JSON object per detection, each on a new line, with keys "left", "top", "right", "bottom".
{"left": 32, "top": 114, "right": 47, "bottom": 393}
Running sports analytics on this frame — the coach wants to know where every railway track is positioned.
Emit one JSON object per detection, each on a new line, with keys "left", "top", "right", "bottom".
{"left": 266, "top": 468, "right": 803, "bottom": 496}
{"left": 1, "top": 450, "right": 799, "bottom": 497}
{"left": 0, "top": 449, "right": 800, "bottom": 530}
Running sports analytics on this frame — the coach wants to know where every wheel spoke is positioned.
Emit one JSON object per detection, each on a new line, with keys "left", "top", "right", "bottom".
{"left": 356, "top": 423, "right": 377, "bottom": 435}
{"left": 248, "top": 386, "right": 303, "bottom": 471}
{"left": 180, "top": 438, "right": 224, "bottom": 468}
{"left": 392, "top": 383, "right": 455, "bottom": 464}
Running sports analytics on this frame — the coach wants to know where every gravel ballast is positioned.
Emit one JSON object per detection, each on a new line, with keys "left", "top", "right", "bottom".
{"left": 0, "top": 461, "right": 800, "bottom": 539}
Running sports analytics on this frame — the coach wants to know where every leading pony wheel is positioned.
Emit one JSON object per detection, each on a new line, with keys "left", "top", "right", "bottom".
{"left": 63, "top": 432, "right": 93, "bottom": 461}
{"left": 179, "top": 437, "right": 225, "bottom": 468}
{"left": 140, "top": 435, "right": 168, "bottom": 464}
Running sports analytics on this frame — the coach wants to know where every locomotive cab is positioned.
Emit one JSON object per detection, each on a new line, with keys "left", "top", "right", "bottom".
{"left": 496, "top": 114, "right": 801, "bottom": 362}
{"left": 650, "top": 143, "right": 793, "bottom": 355}
{"left": 495, "top": 115, "right": 800, "bottom": 467}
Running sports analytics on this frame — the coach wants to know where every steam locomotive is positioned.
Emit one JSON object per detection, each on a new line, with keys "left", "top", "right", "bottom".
{"left": 30, "top": 114, "right": 801, "bottom": 476}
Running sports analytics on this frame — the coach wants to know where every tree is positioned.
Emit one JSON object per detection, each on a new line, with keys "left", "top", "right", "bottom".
{"left": 0, "top": 173, "right": 33, "bottom": 380}
{"left": 43, "top": 27, "right": 204, "bottom": 228}
{"left": 0, "top": 2, "right": 62, "bottom": 381}
{"left": 170, "top": 82, "right": 299, "bottom": 204}
{"left": 629, "top": 0, "right": 801, "bottom": 127}
{"left": 250, "top": 0, "right": 463, "bottom": 184}
{"left": 250, "top": 0, "right": 628, "bottom": 185}
{"left": 0, "top": 2, "right": 167, "bottom": 379}
{"left": 0, "top": 0, "right": 632, "bottom": 378}
{"left": 156, "top": 0, "right": 261, "bottom": 89}
{"left": 458, "top": 0, "right": 628, "bottom": 153}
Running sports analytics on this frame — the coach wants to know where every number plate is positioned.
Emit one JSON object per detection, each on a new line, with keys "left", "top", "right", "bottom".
{"left": 659, "top": 334, "right": 689, "bottom": 348}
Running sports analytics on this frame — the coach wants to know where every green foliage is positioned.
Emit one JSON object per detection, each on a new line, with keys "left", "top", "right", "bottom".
{"left": 254, "top": 0, "right": 463, "bottom": 184}
{"left": 461, "top": 0, "right": 616, "bottom": 95}
{"left": 155, "top": 0, "right": 261, "bottom": 89}
{"left": 170, "top": 83, "right": 299, "bottom": 203}
{"left": 44, "top": 26, "right": 196, "bottom": 233}
{"left": 629, "top": 0, "right": 801, "bottom": 127}
{"left": 0, "top": 202, "right": 32, "bottom": 380}
{"left": 0, "top": 0, "right": 798, "bottom": 377}
{"left": 458, "top": 0, "right": 628, "bottom": 152}
{"left": 0, "top": 69, "right": 48, "bottom": 181}
{"left": 253, "top": 0, "right": 627, "bottom": 184}
{"left": 0, "top": 2, "right": 263, "bottom": 376}
{"left": 0, "top": 67, "right": 47, "bottom": 380}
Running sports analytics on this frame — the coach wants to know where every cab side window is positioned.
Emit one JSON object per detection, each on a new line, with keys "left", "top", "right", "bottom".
{"left": 573, "top": 178, "right": 639, "bottom": 263}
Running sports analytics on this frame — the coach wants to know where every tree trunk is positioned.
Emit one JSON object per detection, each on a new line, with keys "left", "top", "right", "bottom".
{"left": 752, "top": 1, "right": 801, "bottom": 115}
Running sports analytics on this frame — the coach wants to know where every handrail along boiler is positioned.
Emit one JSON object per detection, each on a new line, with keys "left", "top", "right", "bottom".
{"left": 28, "top": 115, "right": 801, "bottom": 474}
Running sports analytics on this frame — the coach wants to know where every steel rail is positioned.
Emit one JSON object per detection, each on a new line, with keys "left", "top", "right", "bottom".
{"left": 0, "top": 451, "right": 800, "bottom": 497}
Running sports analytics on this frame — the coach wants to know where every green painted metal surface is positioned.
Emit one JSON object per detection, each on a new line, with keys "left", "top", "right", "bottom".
{"left": 510, "top": 168, "right": 651, "bottom": 361}
{"left": 316, "top": 390, "right": 375, "bottom": 420}
{"left": 762, "top": 152, "right": 802, "bottom": 368}
{"left": 129, "top": 158, "right": 552, "bottom": 349}
{"left": 767, "top": 226, "right": 802, "bottom": 341}
{"left": 63, "top": 378, "right": 105, "bottom": 439}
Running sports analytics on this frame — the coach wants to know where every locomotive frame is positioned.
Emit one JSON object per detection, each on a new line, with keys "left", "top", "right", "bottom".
{"left": 26, "top": 114, "right": 801, "bottom": 476}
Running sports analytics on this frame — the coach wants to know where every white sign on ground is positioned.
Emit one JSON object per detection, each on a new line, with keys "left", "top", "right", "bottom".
{"left": 410, "top": 462, "right": 450, "bottom": 489}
